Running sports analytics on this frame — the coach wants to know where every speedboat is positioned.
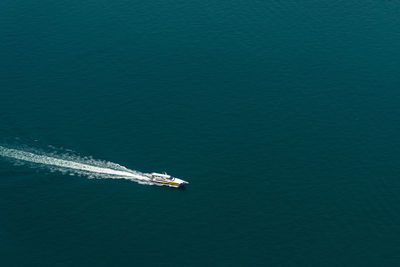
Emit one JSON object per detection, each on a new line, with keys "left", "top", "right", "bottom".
{"left": 149, "top": 172, "right": 189, "bottom": 188}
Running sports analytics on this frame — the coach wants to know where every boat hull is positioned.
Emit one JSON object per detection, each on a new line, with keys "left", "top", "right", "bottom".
{"left": 146, "top": 172, "right": 189, "bottom": 188}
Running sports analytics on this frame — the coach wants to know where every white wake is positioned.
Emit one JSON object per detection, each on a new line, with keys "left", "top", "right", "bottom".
{"left": 0, "top": 146, "right": 153, "bottom": 184}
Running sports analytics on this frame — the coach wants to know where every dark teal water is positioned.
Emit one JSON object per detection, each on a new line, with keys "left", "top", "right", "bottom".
{"left": 1, "top": 1, "right": 400, "bottom": 266}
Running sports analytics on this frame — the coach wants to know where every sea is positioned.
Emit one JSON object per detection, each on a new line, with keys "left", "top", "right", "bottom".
{"left": 1, "top": 1, "right": 400, "bottom": 266}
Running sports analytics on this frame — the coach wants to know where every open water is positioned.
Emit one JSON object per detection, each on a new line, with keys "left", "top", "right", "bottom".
{"left": 1, "top": 1, "right": 400, "bottom": 266}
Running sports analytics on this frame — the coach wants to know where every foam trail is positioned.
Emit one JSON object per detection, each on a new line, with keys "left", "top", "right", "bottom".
{"left": 0, "top": 146, "right": 151, "bottom": 183}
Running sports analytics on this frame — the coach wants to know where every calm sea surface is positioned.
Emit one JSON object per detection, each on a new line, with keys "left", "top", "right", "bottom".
{"left": 1, "top": 1, "right": 400, "bottom": 266}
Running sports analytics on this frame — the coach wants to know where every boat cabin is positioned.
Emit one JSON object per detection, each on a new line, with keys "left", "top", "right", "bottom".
{"left": 151, "top": 172, "right": 173, "bottom": 180}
